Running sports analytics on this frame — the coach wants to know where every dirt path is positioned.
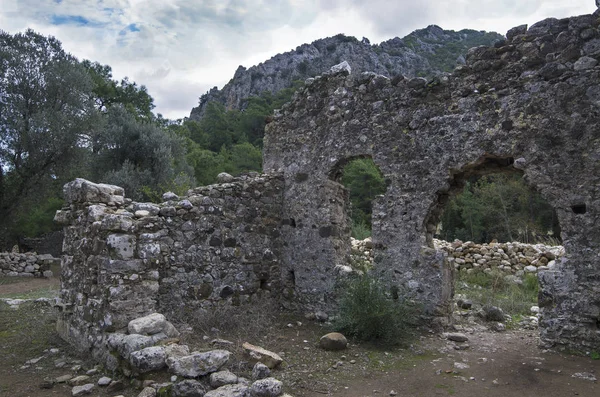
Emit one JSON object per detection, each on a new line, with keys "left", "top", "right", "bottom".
{"left": 1, "top": 277, "right": 598, "bottom": 397}
{"left": 0, "top": 277, "right": 59, "bottom": 298}
{"left": 328, "top": 330, "right": 599, "bottom": 397}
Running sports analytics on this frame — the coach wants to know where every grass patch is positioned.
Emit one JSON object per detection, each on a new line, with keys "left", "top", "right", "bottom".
{"left": 0, "top": 286, "right": 59, "bottom": 299}
{"left": 0, "top": 301, "right": 63, "bottom": 366}
{"left": 455, "top": 270, "right": 538, "bottom": 316}
{"left": 334, "top": 274, "right": 419, "bottom": 345}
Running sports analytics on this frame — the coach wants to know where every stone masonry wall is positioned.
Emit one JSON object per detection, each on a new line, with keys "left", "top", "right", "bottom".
{"left": 0, "top": 252, "right": 58, "bottom": 277}
{"left": 264, "top": 12, "right": 600, "bottom": 352}
{"left": 54, "top": 175, "right": 284, "bottom": 360}
{"left": 349, "top": 237, "right": 565, "bottom": 276}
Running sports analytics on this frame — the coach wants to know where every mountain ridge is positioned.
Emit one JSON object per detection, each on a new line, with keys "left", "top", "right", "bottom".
{"left": 189, "top": 26, "right": 503, "bottom": 120}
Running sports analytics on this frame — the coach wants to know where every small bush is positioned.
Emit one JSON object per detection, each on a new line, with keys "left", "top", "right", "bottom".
{"left": 334, "top": 274, "right": 417, "bottom": 345}
{"left": 351, "top": 219, "right": 371, "bottom": 240}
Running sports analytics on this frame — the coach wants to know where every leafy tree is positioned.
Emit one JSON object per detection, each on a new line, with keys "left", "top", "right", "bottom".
{"left": 92, "top": 106, "right": 193, "bottom": 201}
{"left": 439, "top": 174, "right": 560, "bottom": 243}
{"left": 0, "top": 29, "right": 96, "bottom": 244}
{"left": 341, "top": 158, "right": 387, "bottom": 229}
{"left": 82, "top": 60, "right": 155, "bottom": 120}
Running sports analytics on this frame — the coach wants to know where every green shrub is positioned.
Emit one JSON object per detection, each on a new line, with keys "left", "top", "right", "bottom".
{"left": 351, "top": 219, "right": 371, "bottom": 240}
{"left": 334, "top": 274, "right": 417, "bottom": 345}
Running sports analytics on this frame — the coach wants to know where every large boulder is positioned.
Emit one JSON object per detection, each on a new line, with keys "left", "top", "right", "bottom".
{"left": 167, "top": 350, "right": 231, "bottom": 378}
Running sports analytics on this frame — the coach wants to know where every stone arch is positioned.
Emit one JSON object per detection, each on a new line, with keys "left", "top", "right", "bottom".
{"left": 264, "top": 12, "right": 600, "bottom": 351}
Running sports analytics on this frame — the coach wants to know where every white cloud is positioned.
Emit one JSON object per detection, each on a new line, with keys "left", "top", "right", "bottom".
{"left": 0, "top": 0, "right": 596, "bottom": 119}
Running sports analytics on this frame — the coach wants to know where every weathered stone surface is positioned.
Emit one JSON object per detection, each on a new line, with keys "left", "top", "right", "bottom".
{"left": 129, "top": 346, "right": 167, "bottom": 373}
{"left": 69, "top": 375, "right": 91, "bottom": 386}
{"left": 252, "top": 363, "right": 271, "bottom": 381}
{"left": 56, "top": 10, "right": 600, "bottom": 363}
{"left": 204, "top": 384, "right": 250, "bottom": 397}
{"left": 445, "top": 333, "right": 469, "bottom": 343}
{"left": 210, "top": 370, "right": 238, "bottom": 388}
{"left": 128, "top": 313, "right": 168, "bottom": 335}
{"left": 167, "top": 350, "right": 231, "bottom": 378}
{"left": 172, "top": 379, "right": 207, "bottom": 397}
{"left": 262, "top": 12, "right": 600, "bottom": 353}
{"left": 250, "top": 378, "right": 283, "bottom": 397}
{"left": 138, "top": 386, "right": 157, "bottom": 397}
{"left": 242, "top": 343, "right": 283, "bottom": 369}
{"left": 319, "top": 333, "right": 348, "bottom": 351}
{"left": 98, "top": 376, "right": 112, "bottom": 386}
{"left": 484, "top": 306, "right": 506, "bottom": 322}
{"left": 71, "top": 384, "right": 94, "bottom": 396}
{"left": 64, "top": 178, "right": 124, "bottom": 205}
{"left": 108, "top": 334, "right": 155, "bottom": 360}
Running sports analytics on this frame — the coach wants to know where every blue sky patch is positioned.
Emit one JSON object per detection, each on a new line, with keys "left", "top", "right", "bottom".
{"left": 50, "top": 14, "right": 104, "bottom": 27}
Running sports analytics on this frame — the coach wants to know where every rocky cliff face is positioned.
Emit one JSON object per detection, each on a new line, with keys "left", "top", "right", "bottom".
{"left": 190, "top": 27, "right": 503, "bottom": 120}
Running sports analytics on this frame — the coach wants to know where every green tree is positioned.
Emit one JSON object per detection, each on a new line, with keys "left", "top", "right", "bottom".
{"left": 0, "top": 29, "right": 96, "bottom": 244}
{"left": 341, "top": 158, "right": 387, "bottom": 229}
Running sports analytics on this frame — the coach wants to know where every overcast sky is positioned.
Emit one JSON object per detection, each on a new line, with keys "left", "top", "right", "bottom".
{"left": 0, "top": 0, "right": 595, "bottom": 119}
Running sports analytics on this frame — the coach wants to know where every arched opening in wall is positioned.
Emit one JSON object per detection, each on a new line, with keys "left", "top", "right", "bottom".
{"left": 330, "top": 156, "right": 387, "bottom": 240}
{"left": 427, "top": 156, "right": 563, "bottom": 327}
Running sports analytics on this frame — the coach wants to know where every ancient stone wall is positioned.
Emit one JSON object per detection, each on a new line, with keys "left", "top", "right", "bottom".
{"left": 0, "top": 252, "right": 57, "bottom": 277}
{"left": 349, "top": 238, "right": 565, "bottom": 276}
{"left": 263, "top": 13, "right": 600, "bottom": 351}
{"left": 56, "top": 12, "right": 600, "bottom": 355}
{"left": 54, "top": 175, "right": 284, "bottom": 359}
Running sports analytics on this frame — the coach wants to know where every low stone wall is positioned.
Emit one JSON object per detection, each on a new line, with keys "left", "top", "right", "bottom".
{"left": 349, "top": 237, "right": 564, "bottom": 277}
{"left": 54, "top": 175, "right": 284, "bottom": 361}
{"left": 0, "top": 252, "right": 58, "bottom": 277}
{"left": 435, "top": 239, "right": 564, "bottom": 275}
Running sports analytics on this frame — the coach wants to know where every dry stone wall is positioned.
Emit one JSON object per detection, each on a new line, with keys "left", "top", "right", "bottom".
{"left": 0, "top": 252, "right": 58, "bottom": 277}
{"left": 348, "top": 238, "right": 565, "bottom": 277}
{"left": 54, "top": 175, "right": 284, "bottom": 361}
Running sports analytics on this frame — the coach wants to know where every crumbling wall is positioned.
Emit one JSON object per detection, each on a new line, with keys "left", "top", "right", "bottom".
{"left": 263, "top": 13, "right": 600, "bottom": 351}
{"left": 0, "top": 252, "right": 57, "bottom": 277}
{"left": 54, "top": 174, "right": 284, "bottom": 359}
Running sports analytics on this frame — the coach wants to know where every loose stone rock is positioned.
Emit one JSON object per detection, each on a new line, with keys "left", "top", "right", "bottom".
{"left": 204, "top": 383, "right": 250, "bottom": 397}
{"left": 242, "top": 343, "right": 283, "bottom": 369}
{"left": 210, "top": 370, "right": 238, "bottom": 388}
{"left": 446, "top": 333, "right": 469, "bottom": 342}
{"left": 69, "top": 375, "right": 91, "bottom": 386}
{"left": 166, "top": 350, "right": 230, "bottom": 378}
{"left": 129, "top": 346, "right": 167, "bottom": 373}
{"left": 319, "top": 332, "right": 348, "bottom": 351}
{"left": 98, "top": 377, "right": 112, "bottom": 386}
{"left": 71, "top": 384, "right": 94, "bottom": 396}
{"left": 252, "top": 362, "right": 271, "bottom": 381}
{"left": 138, "top": 386, "right": 158, "bottom": 397}
{"left": 250, "top": 378, "right": 283, "bottom": 397}
{"left": 172, "top": 379, "right": 207, "bottom": 397}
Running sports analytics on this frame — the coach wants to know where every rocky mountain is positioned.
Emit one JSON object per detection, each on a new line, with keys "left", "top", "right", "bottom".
{"left": 190, "top": 26, "right": 503, "bottom": 120}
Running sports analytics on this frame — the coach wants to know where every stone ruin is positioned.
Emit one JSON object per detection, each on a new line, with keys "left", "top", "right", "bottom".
{"left": 54, "top": 11, "right": 600, "bottom": 376}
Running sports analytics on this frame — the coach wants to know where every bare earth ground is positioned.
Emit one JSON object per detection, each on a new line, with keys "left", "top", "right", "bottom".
{"left": 1, "top": 277, "right": 598, "bottom": 397}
